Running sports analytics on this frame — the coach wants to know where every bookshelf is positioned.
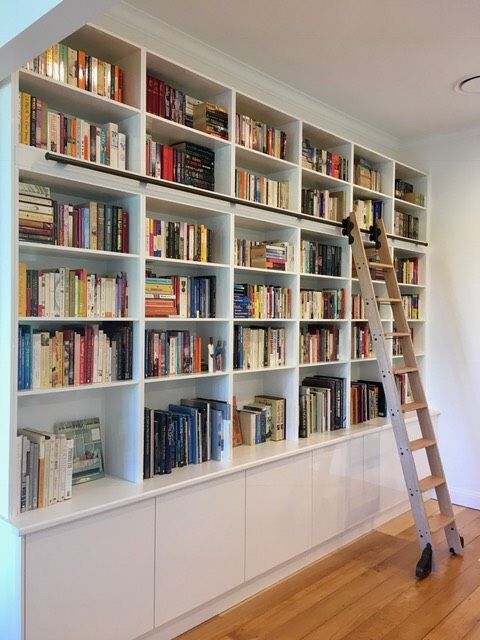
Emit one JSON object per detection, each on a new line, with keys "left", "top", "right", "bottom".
{"left": 0, "top": 20, "right": 433, "bottom": 640}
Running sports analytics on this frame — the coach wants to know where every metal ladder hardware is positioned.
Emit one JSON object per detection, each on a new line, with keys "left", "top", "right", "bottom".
{"left": 343, "top": 212, "right": 463, "bottom": 579}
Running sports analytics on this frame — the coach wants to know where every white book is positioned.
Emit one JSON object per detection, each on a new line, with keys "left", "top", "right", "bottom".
{"left": 32, "top": 332, "right": 41, "bottom": 389}
{"left": 58, "top": 436, "right": 67, "bottom": 501}
{"left": 15, "top": 435, "right": 23, "bottom": 516}
{"left": 52, "top": 435, "right": 61, "bottom": 503}
{"left": 47, "top": 111, "right": 60, "bottom": 154}
{"left": 118, "top": 132, "right": 126, "bottom": 170}
{"left": 106, "top": 122, "right": 119, "bottom": 169}
{"left": 179, "top": 277, "right": 188, "bottom": 317}
{"left": 64, "top": 439, "right": 74, "bottom": 500}
{"left": 47, "top": 434, "right": 56, "bottom": 505}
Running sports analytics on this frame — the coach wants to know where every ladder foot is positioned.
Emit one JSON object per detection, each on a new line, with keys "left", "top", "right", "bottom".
{"left": 450, "top": 535, "right": 465, "bottom": 555}
{"left": 416, "top": 543, "right": 433, "bottom": 579}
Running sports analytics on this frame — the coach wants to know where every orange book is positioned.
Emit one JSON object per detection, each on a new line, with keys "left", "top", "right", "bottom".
{"left": 18, "top": 262, "right": 27, "bottom": 317}
{"left": 77, "top": 51, "right": 86, "bottom": 90}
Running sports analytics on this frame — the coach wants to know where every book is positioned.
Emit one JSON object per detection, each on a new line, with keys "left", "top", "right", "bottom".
{"left": 235, "top": 169, "right": 289, "bottom": 209}
{"left": 300, "top": 288, "right": 345, "bottom": 320}
{"left": 236, "top": 113, "right": 286, "bottom": 158}
{"left": 146, "top": 219, "right": 213, "bottom": 261}
{"left": 232, "top": 396, "right": 243, "bottom": 447}
{"left": 354, "top": 158, "right": 381, "bottom": 191}
{"left": 300, "top": 240, "right": 342, "bottom": 276}
{"left": 301, "top": 189, "right": 345, "bottom": 220}
{"left": 302, "top": 139, "right": 349, "bottom": 180}
{"left": 300, "top": 325, "right": 340, "bottom": 364}
{"left": 300, "top": 376, "right": 346, "bottom": 436}
{"left": 350, "top": 380, "right": 386, "bottom": 425}
{"left": 233, "top": 325, "right": 285, "bottom": 370}
{"left": 235, "top": 239, "right": 294, "bottom": 272}
{"left": 234, "top": 283, "right": 291, "bottom": 319}
{"left": 145, "top": 272, "right": 216, "bottom": 318}
{"left": 55, "top": 417, "right": 105, "bottom": 485}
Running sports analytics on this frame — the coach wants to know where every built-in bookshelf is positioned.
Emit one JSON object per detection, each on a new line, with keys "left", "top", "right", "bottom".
{"left": 2, "top": 23, "right": 429, "bottom": 530}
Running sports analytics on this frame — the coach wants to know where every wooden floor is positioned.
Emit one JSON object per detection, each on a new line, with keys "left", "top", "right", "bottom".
{"left": 178, "top": 502, "right": 480, "bottom": 640}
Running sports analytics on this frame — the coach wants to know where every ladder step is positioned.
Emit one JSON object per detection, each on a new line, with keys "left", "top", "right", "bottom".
{"left": 400, "top": 401, "right": 428, "bottom": 412}
{"left": 419, "top": 475, "right": 445, "bottom": 492}
{"left": 384, "top": 331, "right": 411, "bottom": 338}
{"left": 368, "top": 262, "right": 393, "bottom": 270}
{"left": 428, "top": 511, "right": 455, "bottom": 533}
{"left": 409, "top": 438, "right": 436, "bottom": 451}
{"left": 376, "top": 297, "right": 402, "bottom": 304}
{"left": 393, "top": 366, "right": 418, "bottom": 375}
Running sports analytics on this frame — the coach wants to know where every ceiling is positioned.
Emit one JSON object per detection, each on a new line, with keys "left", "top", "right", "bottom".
{"left": 125, "top": 0, "right": 480, "bottom": 140}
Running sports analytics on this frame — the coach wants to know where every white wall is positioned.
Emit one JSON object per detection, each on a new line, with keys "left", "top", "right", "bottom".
{"left": 404, "top": 130, "right": 480, "bottom": 508}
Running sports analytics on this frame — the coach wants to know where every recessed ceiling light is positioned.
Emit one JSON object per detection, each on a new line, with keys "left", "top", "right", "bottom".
{"left": 455, "top": 75, "right": 480, "bottom": 94}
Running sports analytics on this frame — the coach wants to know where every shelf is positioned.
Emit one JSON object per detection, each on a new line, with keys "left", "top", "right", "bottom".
{"left": 233, "top": 365, "right": 295, "bottom": 375}
{"left": 350, "top": 357, "right": 376, "bottom": 363}
{"left": 233, "top": 318, "right": 295, "bottom": 323}
{"left": 299, "top": 360, "right": 348, "bottom": 368}
{"left": 17, "top": 379, "right": 138, "bottom": 397}
{"left": 145, "top": 371, "right": 228, "bottom": 384}
{"left": 146, "top": 112, "right": 230, "bottom": 151}
{"left": 145, "top": 317, "right": 229, "bottom": 322}
{"left": 300, "top": 318, "right": 348, "bottom": 323}
{"left": 19, "top": 69, "right": 140, "bottom": 123}
{"left": 394, "top": 198, "right": 426, "bottom": 214}
{"left": 351, "top": 318, "right": 391, "bottom": 322}
{"left": 300, "top": 273, "right": 349, "bottom": 282}
{"left": 353, "top": 184, "right": 391, "bottom": 200}
{"left": 18, "top": 317, "right": 138, "bottom": 323}
{"left": 18, "top": 242, "right": 139, "bottom": 260}
{"left": 407, "top": 319, "right": 425, "bottom": 323}
{"left": 234, "top": 266, "right": 295, "bottom": 276}
{"left": 236, "top": 144, "right": 297, "bottom": 175}
{"left": 302, "top": 166, "right": 349, "bottom": 190}
{"left": 398, "top": 282, "right": 426, "bottom": 289}
{"left": 146, "top": 256, "right": 229, "bottom": 269}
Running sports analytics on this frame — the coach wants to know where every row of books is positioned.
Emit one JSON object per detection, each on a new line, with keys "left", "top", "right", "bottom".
{"left": 19, "top": 92, "right": 127, "bottom": 168}
{"left": 300, "top": 241, "right": 342, "bottom": 276}
{"left": 392, "top": 327, "right": 414, "bottom": 356}
{"left": 394, "top": 211, "right": 419, "bottom": 239}
{"left": 233, "top": 325, "right": 285, "bottom": 370}
{"left": 301, "top": 189, "right": 345, "bottom": 220}
{"left": 395, "top": 179, "right": 425, "bottom": 206}
{"left": 353, "top": 247, "right": 385, "bottom": 281}
{"left": 17, "top": 323, "right": 133, "bottom": 390}
{"left": 401, "top": 294, "right": 420, "bottom": 320}
{"left": 143, "top": 398, "right": 229, "bottom": 477}
{"left": 395, "top": 256, "right": 419, "bottom": 285}
{"left": 300, "top": 288, "right": 345, "bottom": 320}
{"left": 146, "top": 138, "right": 215, "bottom": 191}
{"left": 355, "top": 159, "right": 381, "bottom": 192}
{"left": 234, "top": 240, "right": 294, "bottom": 272}
{"left": 301, "top": 140, "right": 349, "bottom": 181}
{"left": 237, "top": 396, "right": 286, "bottom": 444}
{"left": 233, "top": 284, "right": 291, "bottom": 319}
{"left": 144, "top": 330, "right": 224, "bottom": 378}
{"left": 299, "top": 325, "right": 340, "bottom": 364}
{"left": 18, "top": 183, "right": 130, "bottom": 251}
{"left": 192, "top": 103, "right": 229, "bottom": 140}
{"left": 146, "top": 75, "right": 200, "bottom": 125}
{"left": 395, "top": 373, "right": 413, "bottom": 405}
{"left": 235, "top": 169, "right": 289, "bottom": 209}
{"left": 18, "top": 266, "right": 128, "bottom": 319}
{"left": 146, "top": 219, "right": 213, "bottom": 261}
{"left": 350, "top": 380, "right": 386, "bottom": 424}
{"left": 351, "top": 324, "right": 373, "bottom": 359}
{"left": 145, "top": 272, "right": 216, "bottom": 318}
{"left": 299, "top": 376, "right": 345, "bottom": 436}
{"left": 236, "top": 114, "right": 287, "bottom": 159}
{"left": 351, "top": 294, "right": 366, "bottom": 319}
{"left": 353, "top": 199, "right": 383, "bottom": 229}
{"left": 25, "top": 44, "right": 124, "bottom": 102}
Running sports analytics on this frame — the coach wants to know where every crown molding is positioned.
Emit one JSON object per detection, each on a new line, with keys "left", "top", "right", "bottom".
{"left": 94, "top": 2, "right": 401, "bottom": 158}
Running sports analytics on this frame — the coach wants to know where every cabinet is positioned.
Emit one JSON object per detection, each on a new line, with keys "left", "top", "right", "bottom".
{"left": 25, "top": 500, "right": 155, "bottom": 640}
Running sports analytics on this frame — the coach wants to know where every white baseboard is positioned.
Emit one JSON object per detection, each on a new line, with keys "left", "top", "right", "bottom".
{"left": 450, "top": 487, "right": 480, "bottom": 510}
{"left": 137, "top": 499, "right": 410, "bottom": 640}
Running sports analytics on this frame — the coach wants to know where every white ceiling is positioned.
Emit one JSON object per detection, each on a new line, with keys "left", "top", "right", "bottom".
{"left": 126, "top": 0, "right": 480, "bottom": 140}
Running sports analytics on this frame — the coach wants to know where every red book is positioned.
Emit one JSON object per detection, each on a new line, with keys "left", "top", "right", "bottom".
{"left": 122, "top": 211, "right": 129, "bottom": 253}
{"left": 146, "top": 75, "right": 155, "bottom": 113}
{"left": 118, "top": 67, "right": 124, "bottom": 103}
{"left": 85, "top": 326, "right": 92, "bottom": 384}
{"left": 161, "top": 145, "right": 170, "bottom": 180}
{"left": 158, "top": 79, "right": 165, "bottom": 118}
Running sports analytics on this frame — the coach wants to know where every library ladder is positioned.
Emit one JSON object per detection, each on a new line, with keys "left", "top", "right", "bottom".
{"left": 342, "top": 212, "right": 463, "bottom": 579}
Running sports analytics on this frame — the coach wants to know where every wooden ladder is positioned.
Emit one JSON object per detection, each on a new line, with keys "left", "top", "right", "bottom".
{"left": 343, "top": 211, "right": 463, "bottom": 578}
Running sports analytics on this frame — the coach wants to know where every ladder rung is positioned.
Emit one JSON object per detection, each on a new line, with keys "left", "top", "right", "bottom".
{"left": 428, "top": 511, "right": 455, "bottom": 533}
{"left": 368, "top": 262, "right": 393, "bottom": 270}
{"left": 393, "top": 366, "right": 418, "bottom": 375}
{"left": 384, "top": 332, "right": 410, "bottom": 338}
{"left": 419, "top": 475, "right": 445, "bottom": 492}
{"left": 376, "top": 297, "right": 402, "bottom": 304}
{"left": 409, "top": 438, "right": 436, "bottom": 451}
{"left": 401, "top": 401, "right": 428, "bottom": 412}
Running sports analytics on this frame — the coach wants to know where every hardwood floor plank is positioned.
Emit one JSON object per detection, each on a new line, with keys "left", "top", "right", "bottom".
{"left": 422, "top": 585, "right": 480, "bottom": 639}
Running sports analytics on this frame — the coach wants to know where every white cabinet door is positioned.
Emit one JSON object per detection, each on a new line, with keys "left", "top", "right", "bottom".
{"left": 155, "top": 473, "right": 245, "bottom": 626}
{"left": 25, "top": 500, "right": 155, "bottom": 640}
{"left": 312, "top": 437, "right": 365, "bottom": 546}
{"left": 245, "top": 452, "right": 312, "bottom": 580}
{"left": 364, "top": 429, "right": 407, "bottom": 514}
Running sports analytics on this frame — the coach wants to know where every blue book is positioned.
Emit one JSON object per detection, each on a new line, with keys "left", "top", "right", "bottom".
{"left": 169, "top": 404, "right": 198, "bottom": 464}
{"left": 210, "top": 408, "right": 224, "bottom": 461}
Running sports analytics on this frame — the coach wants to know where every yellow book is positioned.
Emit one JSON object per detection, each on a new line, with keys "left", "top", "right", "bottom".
{"left": 200, "top": 225, "right": 207, "bottom": 262}
{"left": 46, "top": 47, "right": 53, "bottom": 78}
{"left": 18, "top": 263, "right": 27, "bottom": 317}
{"left": 20, "top": 92, "right": 31, "bottom": 145}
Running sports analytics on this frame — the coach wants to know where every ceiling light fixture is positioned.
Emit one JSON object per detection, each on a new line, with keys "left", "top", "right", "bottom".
{"left": 455, "top": 75, "right": 480, "bottom": 94}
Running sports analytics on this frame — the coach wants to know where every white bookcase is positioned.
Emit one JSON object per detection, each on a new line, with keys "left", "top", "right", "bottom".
{"left": 0, "top": 20, "right": 430, "bottom": 640}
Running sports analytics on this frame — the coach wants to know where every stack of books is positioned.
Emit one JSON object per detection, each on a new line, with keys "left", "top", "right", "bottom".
{"left": 353, "top": 199, "right": 383, "bottom": 228}
{"left": 301, "top": 139, "right": 349, "bottom": 180}
{"left": 17, "top": 322, "right": 133, "bottom": 390}
{"left": 350, "top": 380, "right": 386, "bottom": 424}
{"left": 235, "top": 240, "right": 294, "bottom": 271}
{"left": 394, "top": 211, "right": 419, "bottom": 239}
{"left": 299, "top": 325, "right": 340, "bottom": 364}
{"left": 300, "top": 240, "right": 342, "bottom": 276}
{"left": 351, "top": 324, "right": 373, "bottom": 359}
{"left": 395, "top": 256, "right": 419, "bottom": 284}
{"left": 238, "top": 395, "right": 286, "bottom": 444}
{"left": 233, "top": 283, "right": 291, "bottom": 319}
{"left": 351, "top": 294, "right": 366, "bottom": 319}
{"left": 401, "top": 294, "right": 420, "bottom": 319}
{"left": 301, "top": 189, "right": 345, "bottom": 220}
{"left": 235, "top": 169, "right": 289, "bottom": 209}
{"left": 18, "top": 266, "right": 128, "bottom": 318}
{"left": 352, "top": 247, "right": 385, "bottom": 281}
{"left": 145, "top": 272, "right": 216, "bottom": 318}
{"left": 299, "top": 375, "right": 346, "bottom": 436}
{"left": 233, "top": 325, "right": 285, "bottom": 370}
{"left": 145, "top": 138, "right": 215, "bottom": 191}
{"left": 395, "top": 179, "right": 425, "bottom": 206}
{"left": 143, "top": 398, "right": 229, "bottom": 477}
{"left": 300, "top": 288, "right": 345, "bottom": 320}
{"left": 146, "top": 219, "right": 213, "bottom": 261}
{"left": 19, "top": 92, "right": 126, "bottom": 168}
{"left": 25, "top": 44, "right": 124, "bottom": 102}
{"left": 354, "top": 159, "right": 381, "bottom": 192}
{"left": 193, "top": 102, "right": 229, "bottom": 140}
{"left": 236, "top": 114, "right": 287, "bottom": 159}
{"left": 18, "top": 182, "right": 55, "bottom": 244}
{"left": 395, "top": 373, "right": 413, "bottom": 405}
{"left": 144, "top": 330, "right": 224, "bottom": 377}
